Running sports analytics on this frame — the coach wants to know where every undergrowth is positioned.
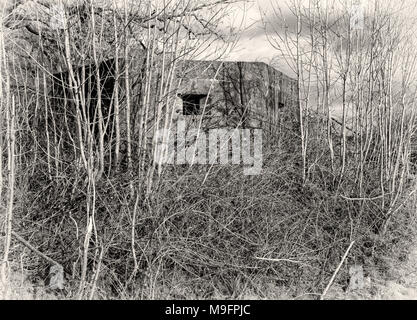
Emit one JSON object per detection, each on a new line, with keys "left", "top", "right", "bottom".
{"left": 5, "top": 125, "right": 416, "bottom": 300}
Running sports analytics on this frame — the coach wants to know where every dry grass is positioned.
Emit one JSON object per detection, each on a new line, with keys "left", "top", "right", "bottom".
{"left": 0, "top": 265, "right": 57, "bottom": 300}
{"left": 2, "top": 0, "right": 417, "bottom": 300}
{"left": 324, "top": 186, "right": 417, "bottom": 300}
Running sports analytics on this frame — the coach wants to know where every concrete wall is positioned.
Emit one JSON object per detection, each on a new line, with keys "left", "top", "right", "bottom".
{"left": 49, "top": 57, "right": 298, "bottom": 161}
{"left": 174, "top": 60, "right": 298, "bottom": 134}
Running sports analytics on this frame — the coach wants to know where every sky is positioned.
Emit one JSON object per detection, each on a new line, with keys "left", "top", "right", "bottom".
{"left": 225, "top": 0, "right": 417, "bottom": 70}
{"left": 222, "top": 0, "right": 273, "bottom": 62}
{"left": 221, "top": 0, "right": 417, "bottom": 118}
{"left": 3, "top": 0, "right": 417, "bottom": 120}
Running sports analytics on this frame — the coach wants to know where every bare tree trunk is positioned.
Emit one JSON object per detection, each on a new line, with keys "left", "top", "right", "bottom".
{"left": 1, "top": 95, "right": 15, "bottom": 292}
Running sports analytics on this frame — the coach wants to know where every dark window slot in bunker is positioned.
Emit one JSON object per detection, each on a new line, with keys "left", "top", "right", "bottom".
{"left": 180, "top": 94, "right": 207, "bottom": 115}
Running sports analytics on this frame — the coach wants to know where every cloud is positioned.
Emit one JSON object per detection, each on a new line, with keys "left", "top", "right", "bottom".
{"left": 224, "top": 0, "right": 301, "bottom": 70}
{"left": 226, "top": 0, "right": 417, "bottom": 72}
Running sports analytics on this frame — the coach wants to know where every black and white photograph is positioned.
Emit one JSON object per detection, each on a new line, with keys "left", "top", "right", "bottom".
{"left": 1, "top": 0, "right": 417, "bottom": 306}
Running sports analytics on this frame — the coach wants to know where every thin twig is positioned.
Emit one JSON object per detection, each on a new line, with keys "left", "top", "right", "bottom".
{"left": 11, "top": 230, "right": 61, "bottom": 267}
{"left": 254, "top": 256, "right": 302, "bottom": 264}
{"left": 320, "top": 241, "right": 355, "bottom": 300}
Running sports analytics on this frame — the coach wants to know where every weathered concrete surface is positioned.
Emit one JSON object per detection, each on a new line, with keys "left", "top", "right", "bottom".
{"left": 176, "top": 60, "right": 298, "bottom": 132}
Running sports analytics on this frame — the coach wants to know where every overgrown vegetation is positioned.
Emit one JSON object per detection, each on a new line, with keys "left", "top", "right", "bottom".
{"left": 1, "top": 0, "right": 417, "bottom": 300}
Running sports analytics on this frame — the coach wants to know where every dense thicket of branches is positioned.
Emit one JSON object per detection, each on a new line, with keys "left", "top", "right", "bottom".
{"left": 263, "top": 0, "right": 417, "bottom": 231}
{"left": 1, "top": 0, "right": 417, "bottom": 299}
